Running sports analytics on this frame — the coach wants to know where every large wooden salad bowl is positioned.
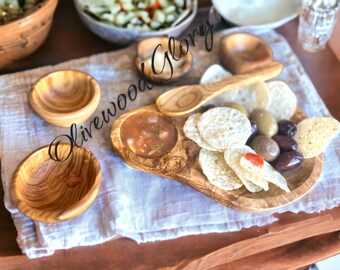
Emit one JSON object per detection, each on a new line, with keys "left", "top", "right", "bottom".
{"left": 111, "top": 105, "right": 322, "bottom": 212}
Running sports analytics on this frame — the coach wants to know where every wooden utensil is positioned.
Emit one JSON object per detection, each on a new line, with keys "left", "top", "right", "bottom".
{"left": 156, "top": 61, "right": 283, "bottom": 117}
{"left": 11, "top": 144, "right": 102, "bottom": 223}
{"left": 28, "top": 70, "right": 101, "bottom": 127}
{"left": 111, "top": 105, "right": 322, "bottom": 212}
{"left": 220, "top": 32, "right": 273, "bottom": 74}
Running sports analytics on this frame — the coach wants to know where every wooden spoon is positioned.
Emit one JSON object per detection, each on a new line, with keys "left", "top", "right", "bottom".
{"left": 156, "top": 61, "right": 283, "bottom": 117}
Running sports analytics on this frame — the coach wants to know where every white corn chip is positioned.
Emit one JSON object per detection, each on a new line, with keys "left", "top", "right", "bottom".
{"left": 199, "top": 149, "right": 243, "bottom": 191}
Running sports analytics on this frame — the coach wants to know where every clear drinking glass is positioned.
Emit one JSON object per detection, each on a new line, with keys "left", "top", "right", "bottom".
{"left": 298, "top": 0, "right": 340, "bottom": 52}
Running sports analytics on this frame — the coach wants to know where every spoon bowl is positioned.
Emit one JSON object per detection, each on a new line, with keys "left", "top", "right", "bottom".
{"left": 156, "top": 61, "right": 283, "bottom": 117}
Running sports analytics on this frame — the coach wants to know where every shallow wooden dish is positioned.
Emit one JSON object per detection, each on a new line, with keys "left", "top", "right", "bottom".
{"left": 135, "top": 37, "right": 193, "bottom": 84}
{"left": 11, "top": 144, "right": 102, "bottom": 223}
{"left": 29, "top": 70, "right": 101, "bottom": 127}
{"left": 220, "top": 32, "right": 273, "bottom": 74}
{"left": 111, "top": 105, "right": 322, "bottom": 212}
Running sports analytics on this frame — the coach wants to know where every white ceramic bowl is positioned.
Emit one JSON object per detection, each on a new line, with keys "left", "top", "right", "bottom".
{"left": 73, "top": 0, "right": 197, "bottom": 45}
{"left": 212, "top": 0, "right": 301, "bottom": 30}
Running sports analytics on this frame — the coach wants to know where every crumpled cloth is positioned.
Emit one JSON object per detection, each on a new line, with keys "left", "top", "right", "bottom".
{"left": 1, "top": 28, "right": 339, "bottom": 258}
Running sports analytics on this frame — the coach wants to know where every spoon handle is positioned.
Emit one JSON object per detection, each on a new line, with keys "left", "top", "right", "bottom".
{"left": 156, "top": 61, "right": 283, "bottom": 117}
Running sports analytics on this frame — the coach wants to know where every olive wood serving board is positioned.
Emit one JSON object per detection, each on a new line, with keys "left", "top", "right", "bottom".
{"left": 111, "top": 105, "right": 322, "bottom": 212}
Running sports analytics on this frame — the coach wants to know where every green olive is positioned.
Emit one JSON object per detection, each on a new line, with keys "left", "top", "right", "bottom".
{"left": 225, "top": 102, "right": 249, "bottom": 117}
{"left": 249, "top": 108, "right": 278, "bottom": 137}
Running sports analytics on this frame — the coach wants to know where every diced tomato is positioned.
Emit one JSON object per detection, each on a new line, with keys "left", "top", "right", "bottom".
{"left": 244, "top": 153, "right": 264, "bottom": 168}
{"left": 145, "top": 0, "right": 161, "bottom": 12}
{"left": 119, "top": 2, "right": 127, "bottom": 12}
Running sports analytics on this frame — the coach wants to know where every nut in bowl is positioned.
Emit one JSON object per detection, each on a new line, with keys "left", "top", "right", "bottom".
{"left": 28, "top": 70, "right": 101, "bottom": 127}
{"left": 0, "top": 0, "right": 58, "bottom": 69}
{"left": 73, "top": 0, "right": 197, "bottom": 45}
{"left": 11, "top": 144, "right": 102, "bottom": 223}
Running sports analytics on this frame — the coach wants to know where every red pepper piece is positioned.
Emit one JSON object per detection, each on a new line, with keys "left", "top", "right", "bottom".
{"left": 119, "top": 2, "right": 127, "bottom": 12}
{"left": 145, "top": 0, "right": 161, "bottom": 12}
{"left": 244, "top": 153, "right": 264, "bottom": 168}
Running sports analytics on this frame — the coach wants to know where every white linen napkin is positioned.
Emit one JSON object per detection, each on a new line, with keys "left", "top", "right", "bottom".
{"left": 1, "top": 28, "right": 339, "bottom": 258}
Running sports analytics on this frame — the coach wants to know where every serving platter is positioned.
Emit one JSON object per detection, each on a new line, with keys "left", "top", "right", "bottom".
{"left": 111, "top": 104, "right": 322, "bottom": 212}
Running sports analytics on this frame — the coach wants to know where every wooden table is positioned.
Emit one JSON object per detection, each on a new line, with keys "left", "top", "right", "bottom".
{"left": 1, "top": 1, "right": 340, "bottom": 269}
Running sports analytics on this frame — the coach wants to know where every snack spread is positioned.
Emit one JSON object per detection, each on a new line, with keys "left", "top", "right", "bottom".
{"left": 183, "top": 71, "right": 340, "bottom": 194}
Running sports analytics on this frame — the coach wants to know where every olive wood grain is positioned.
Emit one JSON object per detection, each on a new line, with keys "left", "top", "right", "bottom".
{"left": 111, "top": 105, "right": 322, "bottom": 212}
{"left": 11, "top": 144, "right": 102, "bottom": 223}
{"left": 0, "top": 4, "right": 339, "bottom": 268}
{"left": 28, "top": 70, "right": 101, "bottom": 127}
{"left": 219, "top": 32, "right": 273, "bottom": 74}
{"left": 156, "top": 61, "right": 283, "bottom": 117}
{"left": 135, "top": 37, "right": 193, "bottom": 84}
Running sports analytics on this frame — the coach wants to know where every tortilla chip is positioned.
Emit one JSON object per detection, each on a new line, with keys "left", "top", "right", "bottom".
{"left": 200, "top": 65, "right": 269, "bottom": 111}
{"left": 200, "top": 64, "right": 234, "bottom": 106}
{"left": 198, "top": 107, "right": 251, "bottom": 150}
{"left": 224, "top": 82, "right": 270, "bottom": 112}
{"left": 224, "top": 146, "right": 290, "bottom": 192}
{"left": 293, "top": 117, "right": 340, "bottom": 158}
{"left": 183, "top": 114, "right": 217, "bottom": 151}
{"left": 266, "top": 81, "right": 297, "bottom": 121}
{"left": 199, "top": 149, "right": 243, "bottom": 190}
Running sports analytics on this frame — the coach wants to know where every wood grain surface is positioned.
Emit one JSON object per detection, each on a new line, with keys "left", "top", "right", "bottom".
{"left": 11, "top": 144, "right": 102, "bottom": 223}
{"left": 0, "top": 208, "right": 339, "bottom": 270}
{"left": 1, "top": 0, "right": 340, "bottom": 269}
{"left": 29, "top": 69, "right": 101, "bottom": 127}
{"left": 111, "top": 105, "right": 322, "bottom": 212}
{"left": 209, "top": 231, "right": 340, "bottom": 270}
{"left": 156, "top": 61, "right": 283, "bottom": 116}
{"left": 219, "top": 32, "right": 273, "bottom": 74}
{"left": 135, "top": 37, "right": 193, "bottom": 83}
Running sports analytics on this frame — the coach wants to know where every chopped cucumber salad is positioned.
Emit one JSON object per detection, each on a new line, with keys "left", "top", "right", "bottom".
{"left": 80, "top": 0, "right": 185, "bottom": 31}
{"left": 0, "top": 0, "right": 41, "bottom": 25}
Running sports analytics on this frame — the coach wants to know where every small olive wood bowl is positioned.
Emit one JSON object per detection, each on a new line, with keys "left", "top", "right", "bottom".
{"left": 111, "top": 105, "right": 322, "bottom": 212}
{"left": 220, "top": 32, "right": 273, "bottom": 74}
{"left": 135, "top": 37, "right": 193, "bottom": 84}
{"left": 29, "top": 70, "right": 101, "bottom": 127}
{"left": 11, "top": 144, "right": 102, "bottom": 223}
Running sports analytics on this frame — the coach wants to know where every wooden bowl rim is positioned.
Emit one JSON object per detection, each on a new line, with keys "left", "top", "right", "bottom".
{"left": 11, "top": 144, "right": 102, "bottom": 223}
{"left": 220, "top": 32, "right": 273, "bottom": 57}
{"left": 114, "top": 105, "right": 180, "bottom": 159}
{"left": 28, "top": 69, "right": 101, "bottom": 119}
{"left": 111, "top": 105, "right": 323, "bottom": 212}
{"left": 135, "top": 37, "right": 193, "bottom": 83}
{"left": 0, "top": 0, "right": 58, "bottom": 30}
